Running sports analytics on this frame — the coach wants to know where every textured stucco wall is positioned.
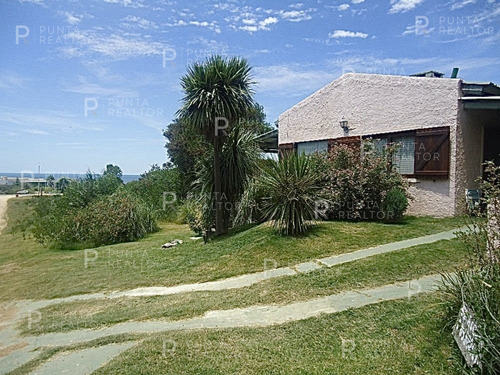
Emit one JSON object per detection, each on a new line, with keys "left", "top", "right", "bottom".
{"left": 278, "top": 73, "right": 461, "bottom": 217}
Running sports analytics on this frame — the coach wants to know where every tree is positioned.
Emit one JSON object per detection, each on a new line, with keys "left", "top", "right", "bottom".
{"left": 163, "top": 118, "right": 208, "bottom": 197}
{"left": 56, "top": 177, "right": 70, "bottom": 192}
{"left": 165, "top": 105, "right": 270, "bottom": 199}
{"left": 103, "top": 164, "right": 123, "bottom": 179}
{"left": 46, "top": 175, "right": 55, "bottom": 188}
{"left": 177, "top": 55, "right": 255, "bottom": 235}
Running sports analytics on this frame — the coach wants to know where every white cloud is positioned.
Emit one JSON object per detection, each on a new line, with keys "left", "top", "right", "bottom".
{"left": 59, "top": 30, "right": 171, "bottom": 60}
{"left": 338, "top": 4, "right": 350, "bottom": 11}
{"left": 329, "top": 29, "right": 368, "bottom": 38}
{"left": 103, "top": 0, "right": 146, "bottom": 8}
{"left": 238, "top": 16, "right": 278, "bottom": 32}
{"left": 289, "top": 3, "right": 304, "bottom": 9}
{"left": 242, "top": 18, "right": 256, "bottom": 25}
{"left": 122, "top": 15, "right": 158, "bottom": 29}
{"left": 388, "top": 0, "right": 424, "bottom": 14}
{"left": 260, "top": 16, "right": 278, "bottom": 27}
{"left": 18, "top": 0, "right": 46, "bottom": 7}
{"left": 450, "top": 0, "right": 477, "bottom": 10}
{"left": 254, "top": 65, "right": 336, "bottom": 96}
{"left": 351, "top": 0, "right": 365, "bottom": 3}
{"left": 279, "top": 9, "right": 313, "bottom": 22}
{"left": 0, "top": 71, "right": 30, "bottom": 89}
{"left": 189, "top": 20, "right": 221, "bottom": 33}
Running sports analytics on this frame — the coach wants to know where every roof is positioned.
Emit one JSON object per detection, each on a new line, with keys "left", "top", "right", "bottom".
{"left": 460, "top": 96, "right": 500, "bottom": 110}
{"left": 461, "top": 81, "right": 500, "bottom": 97}
{"left": 460, "top": 81, "right": 500, "bottom": 109}
{"left": 255, "top": 129, "right": 278, "bottom": 153}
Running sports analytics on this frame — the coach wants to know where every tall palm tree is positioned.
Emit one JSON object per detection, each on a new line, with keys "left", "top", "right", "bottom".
{"left": 177, "top": 55, "right": 255, "bottom": 235}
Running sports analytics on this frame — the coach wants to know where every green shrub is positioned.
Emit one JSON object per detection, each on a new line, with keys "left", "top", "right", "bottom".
{"left": 323, "top": 142, "right": 408, "bottom": 221}
{"left": 74, "top": 190, "right": 157, "bottom": 246}
{"left": 126, "top": 165, "right": 180, "bottom": 220}
{"left": 22, "top": 170, "right": 157, "bottom": 248}
{"left": 439, "top": 161, "right": 500, "bottom": 374}
{"left": 382, "top": 187, "right": 408, "bottom": 222}
{"left": 259, "top": 153, "right": 323, "bottom": 235}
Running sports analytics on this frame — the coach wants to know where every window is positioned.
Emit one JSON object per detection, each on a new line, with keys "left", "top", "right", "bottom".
{"left": 366, "top": 127, "right": 450, "bottom": 177}
{"left": 392, "top": 136, "right": 415, "bottom": 175}
{"left": 372, "top": 138, "right": 388, "bottom": 156}
{"left": 296, "top": 140, "right": 328, "bottom": 155}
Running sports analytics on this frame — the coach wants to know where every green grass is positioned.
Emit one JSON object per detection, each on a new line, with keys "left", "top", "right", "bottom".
{"left": 21, "top": 238, "right": 469, "bottom": 335}
{"left": 0, "top": 198, "right": 465, "bottom": 301}
{"left": 85, "top": 293, "right": 461, "bottom": 375}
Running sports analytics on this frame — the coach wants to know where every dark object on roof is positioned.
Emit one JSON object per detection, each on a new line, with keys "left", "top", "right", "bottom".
{"left": 256, "top": 129, "right": 278, "bottom": 153}
{"left": 410, "top": 70, "right": 445, "bottom": 78}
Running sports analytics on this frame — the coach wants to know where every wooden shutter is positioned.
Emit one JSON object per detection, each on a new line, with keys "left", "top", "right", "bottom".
{"left": 278, "top": 143, "right": 294, "bottom": 158}
{"left": 414, "top": 127, "right": 450, "bottom": 177}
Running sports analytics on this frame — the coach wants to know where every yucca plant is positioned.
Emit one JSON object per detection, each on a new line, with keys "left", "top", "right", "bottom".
{"left": 259, "top": 153, "right": 323, "bottom": 235}
{"left": 194, "top": 124, "right": 261, "bottom": 232}
{"left": 177, "top": 55, "right": 255, "bottom": 235}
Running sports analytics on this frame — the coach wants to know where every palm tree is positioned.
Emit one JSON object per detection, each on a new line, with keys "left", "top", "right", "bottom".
{"left": 177, "top": 55, "right": 255, "bottom": 235}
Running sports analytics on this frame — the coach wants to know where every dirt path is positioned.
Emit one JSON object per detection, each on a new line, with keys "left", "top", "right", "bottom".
{"left": 0, "top": 195, "right": 15, "bottom": 234}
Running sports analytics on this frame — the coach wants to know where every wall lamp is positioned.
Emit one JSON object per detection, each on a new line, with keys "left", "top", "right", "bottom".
{"left": 339, "top": 117, "right": 350, "bottom": 132}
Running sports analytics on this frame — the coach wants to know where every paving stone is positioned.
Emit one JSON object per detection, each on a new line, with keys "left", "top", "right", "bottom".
{"left": 29, "top": 342, "right": 136, "bottom": 375}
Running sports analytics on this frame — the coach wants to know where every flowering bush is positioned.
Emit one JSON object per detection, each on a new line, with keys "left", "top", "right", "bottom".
{"left": 322, "top": 142, "right": 409, "bottom": 221}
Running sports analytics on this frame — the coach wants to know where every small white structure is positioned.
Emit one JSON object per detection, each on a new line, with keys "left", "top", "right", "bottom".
{"left": 276, "top": 72, "right": 500, "bottom": 217}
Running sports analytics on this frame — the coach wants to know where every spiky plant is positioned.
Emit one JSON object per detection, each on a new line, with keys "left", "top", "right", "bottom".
{"left": 259, "top": 153, "right": 323, "bottom": 236}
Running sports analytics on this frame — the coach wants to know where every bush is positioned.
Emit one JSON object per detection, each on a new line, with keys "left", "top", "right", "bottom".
{"left": 22, "top": 169, "right": 157, "bottom": 248}
{"left": 75, "top": 190, "right": 157, "bottom": 246}
{"left": 126, "top": 165, "right": 180, "bottom": 220}
{"left": 382, "top": 187, "right": 408, "bottom": 222}
{"left": 439, "top": 161, "right": 500, "bottom": 374}
{"left": 259, "top": 153, "right": 323, "bottom": 235}
{"left": 323, "top": 142, "right": 408, "bottom": 221}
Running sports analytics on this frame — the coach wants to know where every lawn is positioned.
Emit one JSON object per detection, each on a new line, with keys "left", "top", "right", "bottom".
{"left": 12, "top": 293, "right": 463, "bottom": 375}
{"left": 21, "top": 238, "right": 468, "bottom": 335}
{"left": 1, "top": 197, "right": 470, "bottom": 375}
{"left": 0, "top": 198, "right": 465, "bottom": 301}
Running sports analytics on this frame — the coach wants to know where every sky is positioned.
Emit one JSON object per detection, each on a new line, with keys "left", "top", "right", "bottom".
{"left": 0, "top": 0, "right": 499, "bottom": 175}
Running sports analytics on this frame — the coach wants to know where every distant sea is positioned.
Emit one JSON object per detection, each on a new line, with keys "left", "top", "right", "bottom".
{"left": 0, "top": 172, "right": 140, "bottom": 183}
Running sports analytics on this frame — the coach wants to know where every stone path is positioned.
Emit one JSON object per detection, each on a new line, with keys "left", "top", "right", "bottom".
{"left": 10, "top": 227, "right": 465, "bottom": 312}
{"left": 29, "top": 342, "right": 136, "bottom": 375}
{"left": 0, "top": 274, "right": 443, "bottom": 374}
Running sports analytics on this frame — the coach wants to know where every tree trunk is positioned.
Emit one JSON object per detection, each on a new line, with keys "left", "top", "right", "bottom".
{"left": 213, "top": 137, "right": 225, "bottom": 236}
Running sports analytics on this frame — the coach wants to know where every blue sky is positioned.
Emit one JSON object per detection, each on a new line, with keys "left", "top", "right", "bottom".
{"left": 0, "top": 0, "right": 499, "bottom": 175}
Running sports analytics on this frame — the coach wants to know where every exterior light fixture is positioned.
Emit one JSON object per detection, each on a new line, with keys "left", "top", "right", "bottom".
{"left": 339, "top": 117, "right": 349, "bottom": 132}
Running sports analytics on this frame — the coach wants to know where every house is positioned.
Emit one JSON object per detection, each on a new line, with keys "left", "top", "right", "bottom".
{"left": 272, "top": 72, "right": 500, "bottom": 217}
